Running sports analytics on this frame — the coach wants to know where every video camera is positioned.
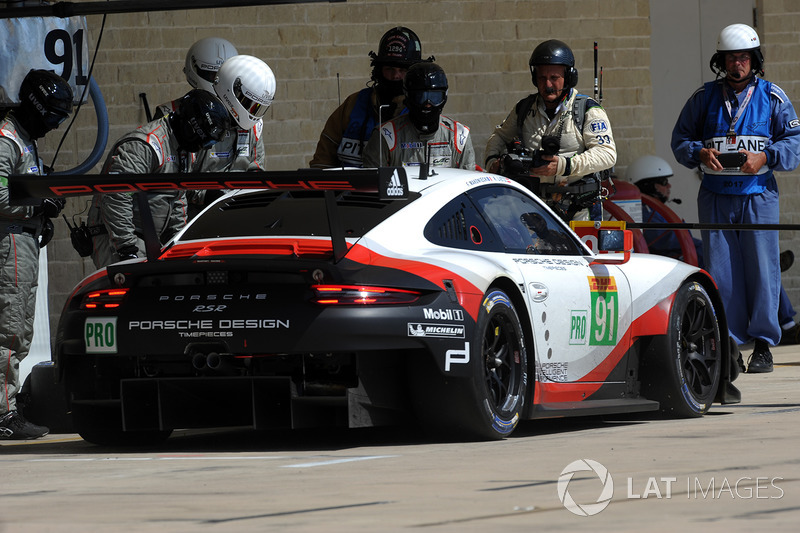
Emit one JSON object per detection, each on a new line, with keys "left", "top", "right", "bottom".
{"left": 497, "top": 137, "right": 603, "bottom": 222}
{"left": 499, "top": 135, "right": 561, "bottom": 178}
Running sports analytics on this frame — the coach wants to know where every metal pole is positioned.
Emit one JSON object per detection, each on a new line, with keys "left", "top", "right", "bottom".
{"left": 1, "top": 0, "right": 345, "bottom": 19}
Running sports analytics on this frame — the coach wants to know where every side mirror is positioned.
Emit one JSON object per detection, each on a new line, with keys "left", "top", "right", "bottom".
{"left": 598, "top": 229, "right": 632, "bottom": 252}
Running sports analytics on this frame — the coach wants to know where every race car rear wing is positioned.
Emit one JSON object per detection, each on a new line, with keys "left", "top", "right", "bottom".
{"left": 8, "top": 167, "right": 409, "bottom": 203}
{"left": 8, "top": 167, "right": 409, "bottom": 263}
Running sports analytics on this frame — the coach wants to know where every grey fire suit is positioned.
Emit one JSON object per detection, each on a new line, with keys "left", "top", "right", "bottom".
{"left": 362, "top": 114, "right": 477, "bottom": 170}
{"left": 155, "top": 100, "right": 266, "bottom": 172}
{"left": 154, "top": 100, "right": 265, "bottom": 214}
{"left": 0, "top": 114, "right": 48, "bottom": 416}
{"left": 87, "top": 116, "right": 190, "bottom": 268}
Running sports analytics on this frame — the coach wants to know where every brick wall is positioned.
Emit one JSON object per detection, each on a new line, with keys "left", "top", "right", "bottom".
{"left": 28, "top": 0, "right": 800, "bottom": 339}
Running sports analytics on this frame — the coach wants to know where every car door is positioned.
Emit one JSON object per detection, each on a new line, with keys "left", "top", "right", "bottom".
{"left": 468, "top": 185, "right": 633, "bottom": 387}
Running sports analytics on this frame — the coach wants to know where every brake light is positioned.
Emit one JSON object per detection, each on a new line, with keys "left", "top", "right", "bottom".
{"left": 81, "top": 288, "right": 129, "bottom": 309}
{"left": 312, "top": 285, "right": 420, "bottom": 305}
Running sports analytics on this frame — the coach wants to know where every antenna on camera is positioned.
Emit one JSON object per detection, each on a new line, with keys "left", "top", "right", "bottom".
{"left": 594, "top": 41, "right": 599, "bottom": 102}
{"left": 378, "top": 104, "right": 390, "bottom": 168}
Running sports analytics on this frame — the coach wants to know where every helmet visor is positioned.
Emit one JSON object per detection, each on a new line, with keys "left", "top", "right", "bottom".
{"left": 234, "top": 78, "right": 271, "bottom": 119}
{"left": 407, "top": 90, "right": 446, "bottom": 108}
{"left": 42, "top": 110, "right": 70, "bottom": 130}
{"left": 195, "top": 66, "right": 219, "bottom": 84}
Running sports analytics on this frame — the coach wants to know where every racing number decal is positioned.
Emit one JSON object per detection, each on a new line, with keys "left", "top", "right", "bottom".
{"left": 85, "top": 317, "right": 117, "bottom": 354}
{"left": 588, "top": 276, "right": 618, "bottom": 346}
{"left": 44, "top": 28, "right": 88, "bottom": 85}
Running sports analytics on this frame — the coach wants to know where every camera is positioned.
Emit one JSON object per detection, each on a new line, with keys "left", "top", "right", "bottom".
{"left": 531, "top": 135, "right": 561, "bottom": 168}
{"left": 499, "top": 135, "right": 561, "bottom": 178}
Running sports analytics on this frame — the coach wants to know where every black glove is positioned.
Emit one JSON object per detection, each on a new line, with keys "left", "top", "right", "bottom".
{"left": 36, "top": 198, "right": 66, "bottom": 218}
{"left": 39, "top": 218, "right": 55, "bottom": 248}
{"left": 116, "top": 244, "right": 139, "bottom": 261}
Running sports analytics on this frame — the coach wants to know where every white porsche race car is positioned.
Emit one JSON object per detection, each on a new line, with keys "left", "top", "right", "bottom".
{"left": 13, "top": 166, "right": 740, "bottom": 445}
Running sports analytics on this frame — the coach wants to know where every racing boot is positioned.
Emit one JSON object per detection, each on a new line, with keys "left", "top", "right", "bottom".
{"left": 780, "top": 322, "right": 800, "bottom": 345}
{"left": 0, "top": 410, "right": 49, "bottom": 440}
{"left": 780, "top": 250, "right": 794, "bottom": 272}
{"left": 746, "top": 340, "right": 774, "bottom": 374}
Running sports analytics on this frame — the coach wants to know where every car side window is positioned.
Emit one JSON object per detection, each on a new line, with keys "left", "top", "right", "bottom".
{"left": 424, "top": 195, "right": 504, "bottom": 252}
{"left": 468, "top": 186, "right": 582, "bottom": 255}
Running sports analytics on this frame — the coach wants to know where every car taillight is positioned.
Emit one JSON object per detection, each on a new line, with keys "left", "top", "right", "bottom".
{"left": 81, "top": 288, "right": 129, "bottom": 309}
{"left": 311, "top": 285, "right": 420, "bottom": 305}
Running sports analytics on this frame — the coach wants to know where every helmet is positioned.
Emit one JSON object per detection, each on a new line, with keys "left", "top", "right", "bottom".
{"left": 369, "top": 27, "right": 424, "bottom": 102}
{"left": 710, "top": 23, "right": 764, "bottom": 77}
{"left": 184, "top": 37, "right": 238, "bottom": 93}
{"left": 17, "top": 69, "right": 73, "bottom": 139}
{"left": 370, "top": 27, "right": 423, "bottom": 69}
{"left": 628, "top": 155, "right": 674, "bottom": 203}
{"left": 403, "top": 61, "right": 447, "bottom": 133}
{"left": 171, "top": 89, "right": 232, "bottom": 152}
{"left": 529, "top": 39, "right": 578, "bottom": 89}
{"left": 627, "top": 155, "right": 674, "bottom": 184}
{"left": 214, "top": 54, "right": 276, "bottom": 130}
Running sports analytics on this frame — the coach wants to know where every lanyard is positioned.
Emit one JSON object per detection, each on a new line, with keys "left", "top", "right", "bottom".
{"left": 723, "top": 83, "right": 755, "bottom": 140}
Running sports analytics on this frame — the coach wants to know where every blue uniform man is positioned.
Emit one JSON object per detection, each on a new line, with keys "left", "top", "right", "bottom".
{"left": 672, "top": 24, "right": 800, "bottom": 373}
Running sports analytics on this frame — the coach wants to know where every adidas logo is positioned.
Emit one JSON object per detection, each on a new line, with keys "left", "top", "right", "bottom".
{"left": 386, "top": 169, "right": 405, "bottom": 197}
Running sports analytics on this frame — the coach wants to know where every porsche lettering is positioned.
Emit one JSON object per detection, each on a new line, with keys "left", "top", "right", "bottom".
{"left": 128, "top": 319, "right": 289, "bottom": 330}
{"left": 48, "top": 180, "right": 359, "bottom": 197}
{"left": 158, "top": 294, "right": 267, "bottom": 302}
{"left": 129, "top": 320, "right": 214, "bottom": 330}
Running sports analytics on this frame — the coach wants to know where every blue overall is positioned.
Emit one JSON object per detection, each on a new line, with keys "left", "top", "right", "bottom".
{"left": 672, "top": 78, "right": 800, "bottom": 345}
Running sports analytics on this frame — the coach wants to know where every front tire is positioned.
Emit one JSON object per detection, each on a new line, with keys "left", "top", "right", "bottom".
{"left": 641, "top": 280, "right": 722, "bottom": 417}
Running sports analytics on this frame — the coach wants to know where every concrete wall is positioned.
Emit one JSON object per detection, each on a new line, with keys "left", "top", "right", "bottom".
{"left": 27, "top": 0, "right": 800, "bottom": 341}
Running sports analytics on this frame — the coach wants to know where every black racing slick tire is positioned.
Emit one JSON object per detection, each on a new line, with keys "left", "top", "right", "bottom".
{"left": 641, "top": 280, "right": 722, "bottom": 417}
{"left": 413, "top": 289, "right": 528, "bottom": 440}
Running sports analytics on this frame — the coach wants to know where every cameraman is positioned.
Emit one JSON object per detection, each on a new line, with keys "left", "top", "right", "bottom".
{"left": 484, "top": 40, "right": 616, "bottom": 220}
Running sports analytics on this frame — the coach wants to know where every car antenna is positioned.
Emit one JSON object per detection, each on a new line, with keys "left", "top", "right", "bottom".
{"left": 418, "top": 141, "right": 433, "bottom": 180}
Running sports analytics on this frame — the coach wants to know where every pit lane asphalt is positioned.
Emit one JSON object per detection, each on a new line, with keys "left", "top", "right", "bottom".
{"left": 2, "top": 345, "right": 799, "bottom": 532}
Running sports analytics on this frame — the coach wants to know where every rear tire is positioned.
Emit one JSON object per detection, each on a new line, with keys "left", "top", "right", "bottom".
{"left": 641, "top": 280, "right": 721, "bottom": 417}
{"left": 413, "top": 289, "right": 528, "bottom": 440}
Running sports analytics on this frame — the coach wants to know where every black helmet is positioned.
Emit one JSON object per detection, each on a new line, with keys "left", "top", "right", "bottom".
{"left": 16, "top": 69, "right": 73, "bottom": 139}
{"left": 171, "top": 89, "right": 232, "bottom": 153}
{"left": 370, "top": 26, "right": 423, "bottom": 69}
{"left": 403, "top": 62, "right": 448, "bottom": 133}
{"left": 529, "top": 39, "right": 578, "bottom": 89}
{"left": 370, "top": 27, "right": 424, "bottom": 103}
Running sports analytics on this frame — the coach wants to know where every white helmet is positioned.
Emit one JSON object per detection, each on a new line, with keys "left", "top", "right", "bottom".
{"left": 184, "top": 37, "right": 238, "bottom": 93}
{"left": 711, "top": 23, "right": 764, "bottom": 76}
{"left": 214, "top": 55, "right": 276, "bottom": 130}
{"left": 717, "top": 23, "right": 760, "bottom": 52}
{"left": 627, "top": 155, "right": 673, "bottom": 184}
